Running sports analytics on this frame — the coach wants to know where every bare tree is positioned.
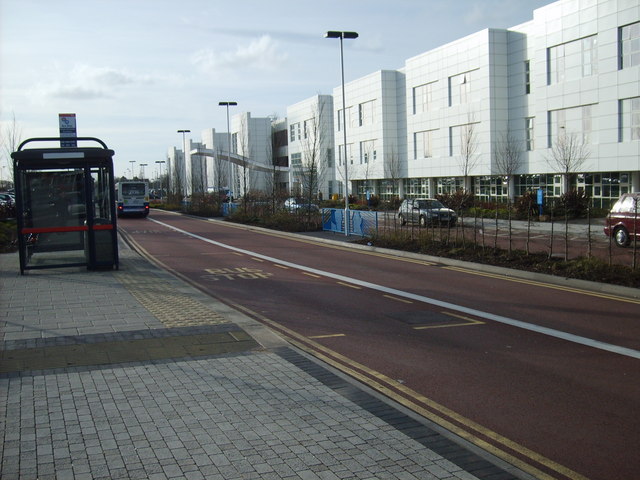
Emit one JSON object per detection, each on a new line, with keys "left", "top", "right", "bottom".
{"left": 545, "top": 130, "right": 590, "bottom": 194}
{"left": 383, "top": 145, "right": 402, "bottom": 227}
{"left": 237, "top": 116, "right": 251, "bottom": 207}
{"left": 493, "top": 131, "right": 524, "bottom": 253}
{"left": 359, "top": 141, "right": 377, "bottom": 208}
{"left": 1, "top": 112, "right": 23, "bottom": 183}
{"left": 545, "top": 130, "right": 590, "bottom": 260}
{"left": 454, "top": 114, "right": 480, "bottom": 243}
{"left": 458, "top": 114, "right": 480, "bottom": 193}
{"left": 169, "top": 162, "right": 184, "bottom": 205}
{"left": 214, "top": 146, "right": 229, "bottom": 195}
{"left": 383, "top": 145, "right": 402, "bottom": 198}
{"left": 296, "top": 103, "right": 327, "bottom": 219}
{"left": 266, "top": 119, "right": 288, "bottom": 213}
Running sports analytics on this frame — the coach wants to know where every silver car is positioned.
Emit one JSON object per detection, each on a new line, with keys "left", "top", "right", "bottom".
{"left": 284, "top": 197, "right": 319, "bottom": 213}
{"left": 398, "top": 198, "right": 457, "bottom": 227}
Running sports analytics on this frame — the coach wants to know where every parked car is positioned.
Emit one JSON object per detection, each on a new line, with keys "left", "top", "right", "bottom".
{"left": 604, "top": 192, "right": 640, "bottom": 247}
{"left": 0, "top": 192, "right": 15, "bottom": 206}
{"left": 398, "top": 198, "right": 457, "bottom": 227}
{"left": 284, "top": 197, "right": 319, "bottom": 213}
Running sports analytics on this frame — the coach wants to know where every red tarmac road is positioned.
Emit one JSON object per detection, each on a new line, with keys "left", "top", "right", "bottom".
{"left": 119, "top": 211, "right": 640, "bottom": 480}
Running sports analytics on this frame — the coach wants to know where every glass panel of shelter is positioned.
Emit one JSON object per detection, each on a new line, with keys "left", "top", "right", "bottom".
{"left": 20, "top": 168, "right": 87, "bottom": 269}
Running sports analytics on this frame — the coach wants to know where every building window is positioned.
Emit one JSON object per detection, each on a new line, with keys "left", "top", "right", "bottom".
{"left": 290, "top": 153, "right": 302, "bottom": 168}
{"left": 360, "top": 140, "right": 376, "bottom": 164}
{"left": 414, "top": 130, "right": 434, "bottom": 158}
{"left": 289, "top": 122, "right": 301, "bottom": 142}
{"left": 547, "top": 35, "right": 597, "bottom": 84}
{"left": 338, "top": 144, "right": 354, "bottom": 166}
{"left": 437, "top": 177, "right": 463, "bottom": 195}
{"left": 524, "top": 60, "right": 531, "bottom": 94}
{"left": 378, "top": 179, "right": 398, "bottom": 201}
{"left": 579, "top": 172, "right": 630, "bottom": 200}
{"left": 358, "top": 100, "right": 375, "bottom": 127}
{"left": 449, "top": 71, "right": 472, "bottom": 106}
{"left": 303, "top": 120, "right": 308, "bottom": 139}
{"left": 474, "top": 176, "right": 508, "bottom": 199}
{"left": 403, "top": 178, "right": 430, "bottom": 198}
{"left": 514, "top": 174, "right": 560, "bottom": 198}
{"left": 619, "top": 97, "right": 640, "bottom": 141}
{"left": 548, "top": 105, "right": 593, "bottom": 146}
{"left": 525, "top": 117, "right": 535, "bottom": 151}
{"left": 337, "top": 107, "right": 354, "bottom": 131}
{"left": 449, "top": 123, "right": 477, "bottom": 156}
{"left": 413, "top": 82, "right": 434, "bottom": 114}
{"left": 619, "top": 22, "right": 640, "bottom": 69}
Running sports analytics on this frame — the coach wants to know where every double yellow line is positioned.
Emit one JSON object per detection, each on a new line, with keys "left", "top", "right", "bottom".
{"left": 443, "top": 266, "right": 640, "bottom": 304}
{"left": 227, "top": 301, "right": 588, "bottom": 480}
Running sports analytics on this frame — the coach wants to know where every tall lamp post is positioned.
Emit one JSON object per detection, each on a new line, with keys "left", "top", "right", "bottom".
{"left": 129, "top": 160, "right": 136, "bottom": 179}
{"left": 139, "top": 163, "right": 148, "bottom": 180}
{"left": 325, "top": 30, "right": 358, "bottom": 236}
{"left": 218, "top": 101, "right": 237, "bottom": 199}
{"left": 177, "top": 129, "right": 190, "bottom": 198}
{"left": 155, "top": 160, "right": 166, "bottom": 200}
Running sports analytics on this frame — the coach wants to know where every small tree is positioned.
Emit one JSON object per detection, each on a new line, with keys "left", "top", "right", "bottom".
{"left": 1, "top": 112, "right": 23, "bottom": 183}
{"left": 493, "top": 131, "right": 523, "bottom": 254}
{"left": 546, "top": 130, "right": 590, "bottom": 260}
{"left": 456, "top": 114, "right": 480, "bottom": 243}
{"left": 545, "top": 130, "right": 590, "bottom": 194}
{"left": 458, "top": 114, "right": 480, "bottom": 193}
{"left": 383, "top": 145, "right": 402, "bottom": 227}
{"left": 296, "top": 102, "right": 327, "bottom": 222}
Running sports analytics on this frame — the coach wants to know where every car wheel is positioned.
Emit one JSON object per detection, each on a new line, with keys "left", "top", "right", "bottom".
{"left": 399, "top": 214, "right": 406, "bottom": 226}
{"left": 419, "top": 216, "right": 427, "bottom": 228}
{"left": 614, "top": 227, "right": 630, "bottom": 247}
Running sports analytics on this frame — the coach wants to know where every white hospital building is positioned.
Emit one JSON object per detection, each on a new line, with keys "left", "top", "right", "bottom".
{"left": 174, "top": 0, "right": 639, "bottom": 208}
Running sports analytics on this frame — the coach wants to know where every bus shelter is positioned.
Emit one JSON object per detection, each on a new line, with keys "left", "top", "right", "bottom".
{"left": 11, "top": 137, "right": 119, "bottom": 274}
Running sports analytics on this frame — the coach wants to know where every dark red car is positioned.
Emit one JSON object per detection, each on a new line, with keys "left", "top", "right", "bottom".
{"left": 604, "top": 193, "right": 640, "bottom": 247}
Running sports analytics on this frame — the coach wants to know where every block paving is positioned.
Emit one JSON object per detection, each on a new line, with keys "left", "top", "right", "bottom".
{"left": 0, "top": 243, "right": 527, "bottom": 479}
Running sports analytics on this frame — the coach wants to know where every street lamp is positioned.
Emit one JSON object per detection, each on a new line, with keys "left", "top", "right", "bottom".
{"left": 218, "top": 102, "right": 237, "bottom": 199}
{"left": 139, "top": 163, "right": 148, "bottom": 180}
{"left": 325, "top": 30, "right": 358, "bottom": 236}
{"left": 177, "top": 130, "right": 191, "bottom": 198}
{"left": 155, "top": 160, "right": 166, "bottom": 200}
{"left": 129, "top": 160, "right": 136, "bottom": 179}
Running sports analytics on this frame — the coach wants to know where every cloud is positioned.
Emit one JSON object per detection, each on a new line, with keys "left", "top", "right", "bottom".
{"left": 191, "top": 35, "right": 288, "bottom": 76}
{"left": 33, "top": 64, "right": 153, "bottom": 101}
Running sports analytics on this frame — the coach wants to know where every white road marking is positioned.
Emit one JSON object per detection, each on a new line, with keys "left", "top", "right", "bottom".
{"left": 150, "top": 218, "right": 640, "bottom": 360}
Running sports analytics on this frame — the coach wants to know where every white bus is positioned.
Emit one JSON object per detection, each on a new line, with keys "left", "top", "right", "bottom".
{"left": 116, "top": 181, "right": 149, "bottom": 217}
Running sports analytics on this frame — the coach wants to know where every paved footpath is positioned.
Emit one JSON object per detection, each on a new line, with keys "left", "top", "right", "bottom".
{"left": 1, "top": 240, "right": 531, "bottom": 480}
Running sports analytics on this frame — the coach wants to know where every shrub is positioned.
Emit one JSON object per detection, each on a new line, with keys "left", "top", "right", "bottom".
{"left": 436, "top": 190, "right": 475, "bottom": 211}
{"left": 0, "top": 220, "right": 17, "bottom": 253}
{"left": 514, "top": 191, "right": 538, "bottom": 219}
{"left": 0, "top": 203, "right": 16, "bottom": 221}
{"left": 554, "top": 189, "right": 591, "bottom": 219}
{"left": 228, "top": 209, "right": 322, "bottom": 232}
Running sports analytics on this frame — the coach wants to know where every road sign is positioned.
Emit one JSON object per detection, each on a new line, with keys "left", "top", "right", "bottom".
{"left": 59, "top": 113, "right": 77, "bottom": 147}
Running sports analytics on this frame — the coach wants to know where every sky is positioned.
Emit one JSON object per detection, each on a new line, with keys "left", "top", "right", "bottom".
{"left": 1, "top": 0, "right": 552, "bottom": 179}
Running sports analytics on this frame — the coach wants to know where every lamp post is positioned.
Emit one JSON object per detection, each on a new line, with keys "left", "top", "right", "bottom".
{"left": 129, "top": 160, "right": 136, "bottom": 179}
{"left": 155, "top": 160, "right": 166, "bottom": 200}
{"left": 218, "top": 102, "right": 237, "bottom": 199}
{"left": 139, "top": 163, "right": 148, "bottom": 180}
{"left": 177, "top": 130, "right": 190, "bottom": 199}
{"left": 325, "top": 30, "right": 358, "bottom": 236}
